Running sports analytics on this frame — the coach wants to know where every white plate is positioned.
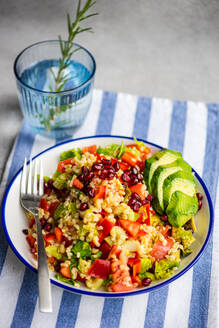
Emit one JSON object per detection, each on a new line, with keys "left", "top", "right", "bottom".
{"left": 2, "top": 136, "right": 214, "bottom": 297}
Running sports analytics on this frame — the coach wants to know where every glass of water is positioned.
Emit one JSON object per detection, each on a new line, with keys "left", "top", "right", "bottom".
{"left": 14, "top": 40, "right": 96, "bottom": 139}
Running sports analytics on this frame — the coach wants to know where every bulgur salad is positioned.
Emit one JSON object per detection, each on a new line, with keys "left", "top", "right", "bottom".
{"left": 23, "top": 139, "right": 202, "bottom": 292}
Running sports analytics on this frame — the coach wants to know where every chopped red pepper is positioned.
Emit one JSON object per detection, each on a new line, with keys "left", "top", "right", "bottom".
{"left": 49, "top": 201, "right": 60, "bottom": 216}
{"left": 57, "top": 158, "right": 74, "bottom": 173}
{"left": 133, "top": 259, "right": 141, "bottom": 277}
{"left": 100, "top": 242, "right": 111, "bottom": 259}
{"left": 108, "top": 245, "right": 121, "bottom": 260}
{"left": 122, "top": 152, "right": 137, "bottom": 166}
{"left": 54, "top": 227, "right": 63, "bottom": 243}
{"left": 150, "top": 238, "right": 174, "bottom": 261}
{"left": 82, "top": 145, "right": 97, "bottom": 154}
{"left": 119, "top": 161, "right": 130, "bottom": 171}
{"left": 98, "top": 218, "right": 115, "bottom": 243}
{"left": 88, "top": 259, "right": 111, "bottom": 279}
{"left": 73, "top": 178, "right": 84, "bottom": 190}
{"left": 44, "top": 233, "right": 55, "bottom": 244}
{"left": 26, "top": 234, "right": 36, "bottom": 248}
{"left": 119, "top": 219, "right": 140, "bottom": 238}
{"left": 40, "top": 198, "right": 50, "bottom": 211}
{"left": 94, "top": 185, "right": 106, "bottom": 201}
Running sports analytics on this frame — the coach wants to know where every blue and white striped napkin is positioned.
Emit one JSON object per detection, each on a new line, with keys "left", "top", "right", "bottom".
{"left": 0, "top": 89, "right": 219, "bottom": 328}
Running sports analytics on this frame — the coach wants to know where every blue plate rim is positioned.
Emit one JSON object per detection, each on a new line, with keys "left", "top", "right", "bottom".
{"left": 1, "top": 135, "right": 214, "bottom": 297}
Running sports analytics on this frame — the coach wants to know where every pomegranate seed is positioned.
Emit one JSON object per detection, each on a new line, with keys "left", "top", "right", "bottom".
{"left": 54, "top": 262, "right": 61, "bottom": 272}
{"left": 124, "top": 169, "right": 131, "bottom": 175}
{"left": 81, "top": 166, "right": 89, "bottom": 175}
{"left": 47, "top": 179, "right": 54, "bottom": 188}
{"left": 137, "top": 161, "right": 145, "bottom": 171}
{"left": 77, "top": 173, "right": 85, "bottom": 182}
{"left": 133, "top": 202, "right": 141, "bottom": 212}
{"left": 22, "top": 229, "right": 28, "bottom": 235}
{"left": 141, "top": 199, "right": 150, "bottom": 205}
{"left": 44, "top": 223, "right": 52, "bottom": 232}
{"left": 108, "top": 167, "right": 115, "bottom": 173}
{"left": 129, "top": 176, "right": 139, "bottom": 186}
{"left": 102, "top": 159, "right": 112, "bottom": 166}
{"left": 121, "top": 173, "right": 131, "bottom": 182}
{"left": 131, "top": 167, "right": 138, "bottom": 175}
{"left": 99, "top": 173, "right": 106, "bottom": 179}
{"left": 113, "top": 162, "right": 120, "bottom": 171}
{"left": 161, "top": 215, "right": 168, "bottom": 222}
{"left": 102, "top": 169, "right": 108, "bottom": 175}
{"left": 128, "top": 198, "right": 137, "bottom": 207}
{"left": 80, "top": 203, "right": 89, "bottom": 211}
{"left": 92, "top": 163, "right": 103, "bottom": 171}
{"left": 85, "top": 171, "right": 94, "bottom": 182}
{"left": 87, "top": 187, "right": 96, "bottom": 198}
{"left": 40, "top": 219, "right": 46, "bottom": 226}
{"left": 137, "top": 173, "right": 143, "bottom": 181}
{"left": 198, "top": 200, "right": 202, "bottom": 210}
{"left": 108, "top": 172, "right": 115, "bottom": 180}
{"left": 197, "top": 193, "right": 203, "bottom": 201}
{"left": 142, "top": 278, "right": 151, "bottom": 287}
{"left": 131, "top": 192, "right": 141, "bottom": 201}
{"left": 147, "top": 194, "right": 153, "bottom": 202}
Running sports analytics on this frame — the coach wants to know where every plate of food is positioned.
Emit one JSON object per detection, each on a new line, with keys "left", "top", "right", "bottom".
{"left": 2, "top": 136, "right": 214, "bottom": 297}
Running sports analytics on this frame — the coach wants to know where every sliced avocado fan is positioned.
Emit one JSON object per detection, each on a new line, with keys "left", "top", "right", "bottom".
{"left": 143, "top": 148, "right": 198, "bottom": 227}
{"left": 150, "top": 158, "right": 193, "bottom": 214}
{"left": 144, "top": 149, "right": 182, "bottom": 193}
{"left": 166, "top": 191, "right": 198, "bottom": 227}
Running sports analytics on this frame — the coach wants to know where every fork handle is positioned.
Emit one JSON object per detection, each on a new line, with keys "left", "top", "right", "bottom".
{"left": 35, "top": 215, "right": 52, "bottom": 312}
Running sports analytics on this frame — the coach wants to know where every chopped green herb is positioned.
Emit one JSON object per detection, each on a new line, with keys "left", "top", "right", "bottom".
{"left": 91, "top": 251, "right": 102, "bottom": 262}
{"left": 60, "top": 148, "right": 82, "bottom": 161}
{"left": 97, "top": 141, "right": 125, "bottom": 159}
{"left": 71, "top": 241, "right": 92, "bottom": 260}
{"left": 68, "top": 202, "right": 77, "bottom": 214}
{"left": 55, "top": 273, "right": 75, "bottom": 285}
{"left": 54, "top": 203, "right": 65, "bottom": 220}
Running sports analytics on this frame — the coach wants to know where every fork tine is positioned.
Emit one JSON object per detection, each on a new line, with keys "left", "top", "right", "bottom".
{"left": 33, "top": 159, "right": 38, "bottom": 196}
{"left": 21, "top": 158, "right": 27, "bottom": 194}
{"left": 27, "top": 158, "right": 33, "bottom": 194}
{"left": 39, "top": 159, "right": 44, "bottom": 196}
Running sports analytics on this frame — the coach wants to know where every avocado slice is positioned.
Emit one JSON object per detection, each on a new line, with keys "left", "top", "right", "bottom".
{"left": 144, "top": 149, "right": 182, "bottom": 193}
{"left": 150, "top": 158, "right": 192, "bottom": 214}
{"left": 166, "top": 191, "right": 198, "bottom": 227}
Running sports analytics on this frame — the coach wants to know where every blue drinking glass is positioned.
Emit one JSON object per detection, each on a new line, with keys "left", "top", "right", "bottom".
{"left": 14, "top": 40, "right": 96, "bottom": 139}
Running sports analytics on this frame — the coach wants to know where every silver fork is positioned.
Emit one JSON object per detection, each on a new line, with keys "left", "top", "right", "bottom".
{"left": 20, "top": 158, "right": 52, "bottom": 312}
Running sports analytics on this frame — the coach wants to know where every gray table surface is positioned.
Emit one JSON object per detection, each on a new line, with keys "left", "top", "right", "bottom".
{"left": 1, "top": 0, "right": 219, "bottom": 181}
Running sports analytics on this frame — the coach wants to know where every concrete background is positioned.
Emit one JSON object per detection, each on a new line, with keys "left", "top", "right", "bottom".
{"left": 1, "top": 0, "right": 219, "bottom": 178}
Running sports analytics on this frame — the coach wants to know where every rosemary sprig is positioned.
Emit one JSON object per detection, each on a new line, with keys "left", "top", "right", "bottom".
{"left": 52, "top": 0, "right": 98, "bottom": 92}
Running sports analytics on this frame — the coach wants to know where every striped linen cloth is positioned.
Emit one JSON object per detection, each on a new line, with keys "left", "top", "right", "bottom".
{"left": 0, "top": 89, "right": 219, "bottom": 328}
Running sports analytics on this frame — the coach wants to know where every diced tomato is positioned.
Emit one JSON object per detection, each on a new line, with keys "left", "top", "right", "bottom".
{"left": 49, "top": 201, "right": 60, "bottom": 216}
{"left": 40, "top": 198, "right": 50, "bottom": 211}
{"left": 48, "top": 256, "right": 56, "bottom": 264}
{"left": 82, "top": 145, "right": 97, "bottom": 154}
{"left": 94, "top": 185, "right": 106, "bottom": 201}
{"left": 73, "top": 178, "right": 84, "bottom": 190}
{"left": 60, "top": 265, "right": 72, "bottom": 279}
{"left": 26, "top": 234, "right": 36, "bottom": 248}
{"left": 100, "top": 209, "right": 108, "bottom": 217}
{"left": 129, "top": 183, "right": 146, "bottom": 200}
{"left": 57, "top": 158, "right": 74, "bottom": 173}
{"left": 44, "top": 233, "right": 55, "bottom": 244}
{"left": 88, "top": 259, "right": 111, "bottom": 279}
{"left": 54, "top": 227, "right": 63, "bottom": 243}
{"left": 110, "top": 282, "right": 133, "bottom": 292}
{"left": 94, "top": 152, "right": 101, "bottom": 161}
{"left": 29, "top": 217, "right": 35, "bottom": 228}
{"left": 159, "top": 225, "right": 171, "bottom": 237}
{"left": 108, "top": 245, "right": 121, "bottom": 260}
{"left": 127, "top": 257, "right": 139, "bottom": 266}
{"left": 119, "top": 161, "right": 130, "bottom": 171}
{"left": 136, "top": 230, "right": 147, "bottom": 238}
{"left": 119, "top": 219, "right": 140, "bottom": 238}
{"left": 100, "top": 242, "right": 111, "bottom": 259}
{"left": 132, "top": 275, "right": 142, "bottom": 286}
{"left": 133, "top": 259, "right": 141, "bottom": 277}
{"left": 137, "top": 161, "right": 145, "bottom": 172}
{"left": 98, "top": 218, "right": 115, "bottom": 243}
{"left": 150, "top": 238, "right": 174, "bottom": 261}
{"left": 122, "top": 152, "right": 137, "bottom": 166}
